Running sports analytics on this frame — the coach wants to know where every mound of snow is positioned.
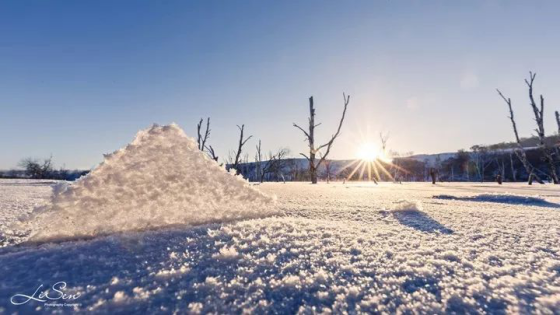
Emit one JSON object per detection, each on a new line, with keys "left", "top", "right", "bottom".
{"left": 389, "top": 200, "right": 423, "bottom": 213}
{"left": 22, "top": 124, "right": 275, "bottom": 242}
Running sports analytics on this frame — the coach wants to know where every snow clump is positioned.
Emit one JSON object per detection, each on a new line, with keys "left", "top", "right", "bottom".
{"left": 22, "top": 124, "right": 275, "bottom": 242}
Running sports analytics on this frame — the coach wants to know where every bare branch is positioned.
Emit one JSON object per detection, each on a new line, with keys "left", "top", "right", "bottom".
{"left": 316, "top": 93, "right": 350, "bottom": 168}
{"left": 300, "top": 153, "right": 310, "bottom": 161}
{"left": 293, "top": 123, "right": 310, "bottom": 139}
{"left": 242, "top": 135, "right": 253, "bottom": 146}
{"left": 497, "top": 89, "right": 522, "bottom": 144}
{"left": 232, "top": 124, "right": 252, "bottom": 175}
{"left": 203, "top": 118, "right": 210, "bottom": 151}
{"left": 206, "top": 145, "right": 219, "bottom": 162}
{"left": 196, "top": 118, "right": 203, "bottom": 150}
{"left": 196, "top": 118, "right": 211, "bottom": 151}
{"left": 259, "top": 147, "right": 290, "bottom": 182}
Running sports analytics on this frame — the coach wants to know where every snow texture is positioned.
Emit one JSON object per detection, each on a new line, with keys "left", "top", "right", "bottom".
{"left": 1, "top": 181, "right": 559, "bottom": 313}
{"left": 13, "top": 124, "right": 275, "bottom": 243}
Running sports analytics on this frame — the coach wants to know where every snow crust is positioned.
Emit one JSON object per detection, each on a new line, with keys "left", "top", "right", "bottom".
{"left": 19, "top": 124, "right": 275, "bottom": 242}
{"left": 1, "top": 181, "right": 559, "bottom": 313}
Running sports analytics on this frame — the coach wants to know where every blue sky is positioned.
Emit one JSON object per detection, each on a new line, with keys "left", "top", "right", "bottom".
{"left": 2, "top": 0, "right": 560, "bottom": 169}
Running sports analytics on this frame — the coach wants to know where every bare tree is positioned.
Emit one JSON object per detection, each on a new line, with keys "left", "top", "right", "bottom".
{"left": 260, "top": 148, "right": 290, "bottom": 183}
{"left": 19, "top": 156, "right": 54, "bottom": 179}
{"left": 497, "top": 88, "right": 544, "bottom": 184}
{"left": 232, "top": 124, "right": 253, "bottom": 175}
{"left": 494, "top": 150, "right": 506, "bottom": 181}
{"left": 255, "top": 140, "right": 291, "bottom": 182}
{"left": 293, "top": 94, "right": 350, "bottom": 184}
{"left": 196, "top": 118, "right": 211, "bottom": 151}
{"left": 379, "top": 132, "right": 390, "bottom": 154}
{"left": 556, "top": 111, "right": 560, "bottom": 135}
{"left": 255, "top": 140, "right": 263, "bottom": 181}
{"left": 508, "top": 151, "right": 517, "bottom": 182}
{"left": 524, "top": 72, "right": 559, "bottom": 183}
{"left": 196, "top": 117, "right": 221, "bottom": 163}
{"left": 471, "top": 146, "right": 494, "bottom": 182}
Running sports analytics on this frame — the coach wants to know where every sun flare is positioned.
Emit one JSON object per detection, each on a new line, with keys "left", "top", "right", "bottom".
{"left": 356, "top": 142, "right": 380, "bottom": 162}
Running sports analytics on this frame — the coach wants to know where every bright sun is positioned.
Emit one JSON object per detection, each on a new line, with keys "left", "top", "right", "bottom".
{"left": 356, "top": 142, "right": 380, "bottom": 162}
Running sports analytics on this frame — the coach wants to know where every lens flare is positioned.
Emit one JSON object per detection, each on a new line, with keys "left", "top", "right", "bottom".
{"left": 356, "top": 142, "right": 379, "bottom": 162}
{"left": 335, "top": 141, "right": 407, "bottom": 183}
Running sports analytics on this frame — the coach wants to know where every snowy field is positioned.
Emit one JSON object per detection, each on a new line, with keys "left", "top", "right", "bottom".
{"left": 1, "top": 179, "right": 560, "bottom": 314}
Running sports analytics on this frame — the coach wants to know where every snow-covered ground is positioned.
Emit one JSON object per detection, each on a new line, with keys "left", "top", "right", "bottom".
{"left": 1, "top": 179, "right": 559, "bottom": 314}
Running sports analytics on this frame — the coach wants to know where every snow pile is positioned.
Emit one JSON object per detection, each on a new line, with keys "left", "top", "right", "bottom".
{"left": 22, "top": 124, "right": 275, "bottom": 242}
{"left": 389, "top": 200, "right": 423, "bottom": 213}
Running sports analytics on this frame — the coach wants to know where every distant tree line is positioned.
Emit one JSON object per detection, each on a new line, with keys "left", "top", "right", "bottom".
{"left": 403, "top": 143, "right": 558, "bottom": 183}
{"left": 193, "top": 78, "right": 559, "bottom": 184}
{"left": 0, "top": 156, "right": 88, "bottom": 181}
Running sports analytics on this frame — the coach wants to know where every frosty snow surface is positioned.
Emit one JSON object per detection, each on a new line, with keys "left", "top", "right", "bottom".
{"left": 1, "top": 180, "right": 559, "bottom": 313}
{"left": 13, "top": 124, "right": 276, "bottom": 243}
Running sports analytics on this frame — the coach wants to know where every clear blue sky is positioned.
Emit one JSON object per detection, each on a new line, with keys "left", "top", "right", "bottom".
{"left": 2, "top": 0, "right": 560, "bottom": 169}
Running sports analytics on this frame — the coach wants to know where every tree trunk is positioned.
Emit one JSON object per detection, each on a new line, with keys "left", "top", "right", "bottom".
{"left": 509, "top": 152, "right": 517, "bottom": 181}
{"left": 308, "top": 98, "right": 317, "bottom": 184}
{"left": 310, "top": 165, "right": 318, "bottom": 184}
{"left": 294, "top": 94, "right": 349, "bottom": 184}
{"left": 525, "top": 75, "right": 558, "bottom": 184}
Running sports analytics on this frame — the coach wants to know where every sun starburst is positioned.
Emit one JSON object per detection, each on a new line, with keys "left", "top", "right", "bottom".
{"left": 335, "top": 141, "right": 409, "bottom": 183}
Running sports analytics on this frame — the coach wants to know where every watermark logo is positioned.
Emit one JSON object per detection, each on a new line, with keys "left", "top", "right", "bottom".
{"left": 10, "top": 281, "right": 81, "bottom": 307}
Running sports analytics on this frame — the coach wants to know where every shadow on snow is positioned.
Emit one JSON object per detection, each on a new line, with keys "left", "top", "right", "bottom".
{"left": 380, "top": 209, "right": 453, "bottom": 234}
{"left": 433, "top": 194, "right": 560, "bottom": 208}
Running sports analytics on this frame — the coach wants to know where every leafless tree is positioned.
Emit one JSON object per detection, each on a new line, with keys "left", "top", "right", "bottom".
{"left": 509, "top": 151, "right": 517, "bottom": 182}
{"left": 195, "top": 117, "right": 221, "bottom": 163}
{"left": 255, "top": 140, "right": 263, "bottom": 181}
{"left": 497, "top": 88, "right": 544, "bottom": 184}
{"left": 255, "top": 140, "right": 291, "bottom": 182}
{"left": 556, "top": 111, "right": 560, "bottom": 135}
{"left": 196, "top": 118, "right": 211, "bottom": 151}
{"left": 293, "top": 94, "right": 350, "bottom": 184}
{"left": 232, "top": 124, "right": 253, "bottom": 175}
{"left": 524, "top": 72, "right": 559, "bottom": 183}
{"left": 260, "top": 148, "right": 290, "bottom": 183}
{"left": 19, "top": 156, "right": 53, "bottom": 179}
{"left": 494, "top": 150, "right": 506, "bottom": 181}
{"left": 471, "top": 146, "right": 494, "bottom": 182}
{"left": 379, "top": 132, "right": 390, "bottom": 154}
